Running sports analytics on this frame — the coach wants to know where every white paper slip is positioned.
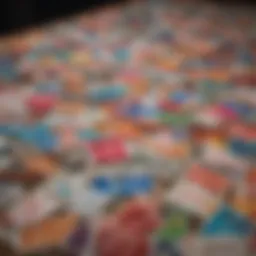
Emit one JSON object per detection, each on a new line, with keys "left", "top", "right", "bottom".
{"left": 179, "top": 235, "right": 204, "bottom": 256}
{"left": 0, "top": 184, "right": 24, "bottom": 208}
{"left": 70, "top": 188, "right": 111, "bottom": 218}
{"left": 196, "top": 237, "right": 249, "bottom": 256}
{"left": 46, "top": 172, "right": 87, "bottom": 202}
{"left": 166, "top": 180, "right": 219, "bottom": 217}
{"left": 202, "top": 144, "right": 249, "bottom": 177}
{"left": 8, "top": 186, "right": 61, "bottom": 227}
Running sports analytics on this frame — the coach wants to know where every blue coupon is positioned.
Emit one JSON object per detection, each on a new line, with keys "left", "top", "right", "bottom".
{"left": 18, "top": 124, "right": 57, "bottom": 152}
{"left": 201, "top": 205, "right": 253, "bottom": 237}
{"left": 89, "top": 86, "right": 126, "bottom": 101}
{"left": 91, "top": 174, "right": 153, "bottom": 197}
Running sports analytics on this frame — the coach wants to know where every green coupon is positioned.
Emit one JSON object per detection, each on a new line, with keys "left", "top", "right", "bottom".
{"left": 157, "top": 211, "right": 188, "bottom": 242}
{"left": 197, "top": 80, "right": 230, "bottom": 103}
{"left": 160, "top": 113, "right": 193, "bottom": 127}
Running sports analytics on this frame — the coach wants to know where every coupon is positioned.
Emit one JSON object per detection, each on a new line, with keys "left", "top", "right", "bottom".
{"left": 166, "top": 180, "right": 219, "bottom": 217}
{"left": 8, "top": 186, "right": 61, "bottom": 227}
{"left": 197, "top": 237, "right": 249, "bottom": 256}
{"left": 18, "top": 214, "right": 79, "bottom": 253}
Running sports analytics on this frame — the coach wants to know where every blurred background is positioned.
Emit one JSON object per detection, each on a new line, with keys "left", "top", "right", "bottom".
{"left": 0, "top": 0, "right": 126, "bottom": 35}
{"left": 0, "top": 0, "right": 255, "bottom": 255}
{"left": 0, "top": 0, "right": 255, "bottom": 35}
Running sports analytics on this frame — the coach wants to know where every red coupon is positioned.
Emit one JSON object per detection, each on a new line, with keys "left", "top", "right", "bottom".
{"left": 116, "top": 197, "right": 160, "bottom": 235}
{"left": 230, "top": 124, "right": 256, "bottom": 140}
{"left": 186, "top": 165, "right": 229, "bottom": 194}
{"left": 159, "top": 100, "right": 180, "bottom": 112}
{"left": 215, "top": 105, "right": 238, "bottom": 121}
{"left": 95, "top": 197, "right": 159, "bottom": 256}
{"left": 247, "top": 169, "right": 256, "bottom": 220}
{"left": 87, "top": 138, "right": 128, "bottom": 163}
{"left": 96, "top": 216, "right": 150, "bottom": 256}
{"left": 27, "top": 95, "right": 57, "bottom": 116}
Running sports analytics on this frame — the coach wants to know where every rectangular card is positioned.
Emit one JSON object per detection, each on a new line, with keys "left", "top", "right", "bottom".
{"left": 18, "top": 214, "right": 79, "bottom": 253}
{"left": 0, "top": 184, "right": 24, "bottom": 208}
{"left": 186, "top": 165, "right": 229, "bottom": 195}
{"left": 24, "top": 155, "right": 58, "bottom": 177}
{"left": 201, "top": 144, "right": 249, "bottom": 177}
{"left": 70, "top": 188, "right": 111, "bottom": 218}
{"left": 180, "top": 237, "right": 249, "bottom": 256}
{"left": 166, "top": 180, "right": 219, "bottom": 217}
{"left": 197, "top": 237, "right": 249, "bottom": 256}
{"left": 8, "top": 186, "right": 61, "bottom": 227}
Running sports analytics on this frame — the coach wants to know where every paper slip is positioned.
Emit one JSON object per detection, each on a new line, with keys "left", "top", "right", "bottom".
{"left": 18, "top": 214, "right": 79, "bottom": 252}
{"left": 0, "top": 184, "right": 24, "bottom": 208}
{"left": 166, "top": 180, "right": 219, "bottom": 217}
{"left": 185, "top": 165, "right": 230, "bottom": 195}
{"left": 196, "top": 237, "right": 249, "bottom": 256}
{"left": 69, "top": 188, "right": 111, "bottom": 218}
{"left": 8, "top": 186, "right": 61, "bottom": 227}
{"left": 202, "top": 144, "right": 249, "bottom": 174}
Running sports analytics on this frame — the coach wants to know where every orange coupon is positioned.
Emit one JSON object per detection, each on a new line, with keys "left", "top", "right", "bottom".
{"left": 234, "top": 196, "right": 256, "bottom": 221}
{"left": 20, "top": 214, "right": 79, "bottom": 252}
{"left": 108, "top": 121, "right": 141, "bottom": 139}
{"left": 143, "top": 137, "right": 189, "bottom": 158}
{"left": 130, "top": 82, "right": 149, "bottom": 97}
{"left": 207, "top": 70, "right": 230, "bottom": 82}
{"left": 63, "top": 71, "right": 85, "bottom": 95}
{"left": 157, "top": 58, "right": 181, "bottom": 71}
{"left": 186, "top": 70, "right": 207, "bottom": 80}
{"left": 56, "top": 101, "right": 85, "bottom": 114}
{"left": 39, "top": 56, "right": 58, "bottom": 68}
{"left": 247, "top": 169, "right": 256, "bottom": 184}
{"left": 234, "top": 197, "right": 252, "bottom": 216}
{"left": 25, "top": 156, "right": 58, "bottom": 177}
